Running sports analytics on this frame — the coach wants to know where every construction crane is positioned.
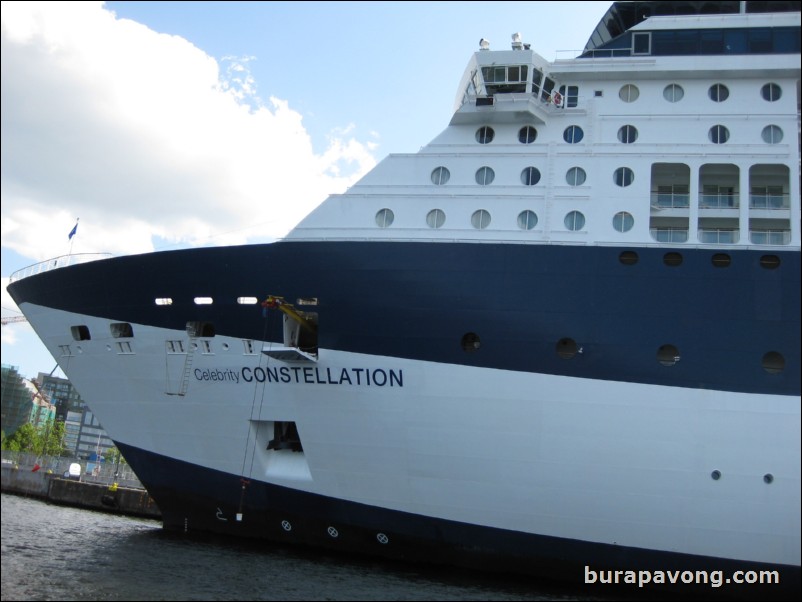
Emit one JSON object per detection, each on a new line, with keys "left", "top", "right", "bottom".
{"left": 1, "top": 315, "right": 28, "bottom": 326}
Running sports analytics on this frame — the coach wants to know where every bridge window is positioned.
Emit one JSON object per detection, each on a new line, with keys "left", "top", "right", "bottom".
{"left": 481, "top": 65, "right": 528, "bottom": 94}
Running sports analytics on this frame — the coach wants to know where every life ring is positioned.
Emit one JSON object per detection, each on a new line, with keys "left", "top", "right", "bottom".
{"left": 552, "top": 92, "right": 563, "bottom": 106}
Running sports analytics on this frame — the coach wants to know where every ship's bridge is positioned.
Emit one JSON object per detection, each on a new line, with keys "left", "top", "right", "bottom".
{"left": 450, "top": 34, "right": 570, "bottom": 126}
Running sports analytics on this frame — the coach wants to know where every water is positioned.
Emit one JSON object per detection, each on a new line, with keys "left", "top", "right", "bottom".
{"left": 2, "top": 493, "right": 662, "bottom": 601}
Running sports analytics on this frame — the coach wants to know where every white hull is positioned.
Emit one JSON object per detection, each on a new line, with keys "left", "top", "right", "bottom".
{"left": 24, "top": 302, "right": 801, "bottom": 567}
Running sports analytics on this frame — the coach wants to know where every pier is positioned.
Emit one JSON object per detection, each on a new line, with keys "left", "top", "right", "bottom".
{"left": 1, "top": 455, "right": 161, "bottom": 519}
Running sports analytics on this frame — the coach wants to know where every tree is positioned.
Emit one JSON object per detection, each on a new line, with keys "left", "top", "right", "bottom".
{"left": 1, "top": 421, "right": 65, "bottom": 456}
{"left": 104, "top": 446, "right": 127, "bottom": 466}
{"left": 40, "top": 420, "right": 66, "bottom": 457}
{"left": 2, "top": 423, "right": 38, "bottom": 452}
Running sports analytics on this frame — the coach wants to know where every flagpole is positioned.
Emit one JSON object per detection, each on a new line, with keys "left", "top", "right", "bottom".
{"left": 67, "top": 218, "right": 79, "bottom": 256}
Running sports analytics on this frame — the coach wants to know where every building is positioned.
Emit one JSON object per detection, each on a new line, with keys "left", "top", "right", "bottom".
{"left": 1, "top": 364, "right": 32, "bottom": 438}
{"left": 36, "top": 372, "right": 114, "bottom": 460}
{"left": 25, "top": 379, "right": 55, "bottom": 429}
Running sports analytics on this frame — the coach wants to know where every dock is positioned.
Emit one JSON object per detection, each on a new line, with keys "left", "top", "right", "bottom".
{"left": 1, "top": 462, "right": 161, "bottom": 519}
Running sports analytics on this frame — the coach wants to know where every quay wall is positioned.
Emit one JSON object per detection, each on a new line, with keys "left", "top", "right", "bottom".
{"left": 1, "top": 464, "right": 161, "bottom": 519}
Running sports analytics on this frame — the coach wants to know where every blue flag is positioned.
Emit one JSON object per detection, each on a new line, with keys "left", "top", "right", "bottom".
{"left": 68, "top": 222, "right": 78, "bottom": 240}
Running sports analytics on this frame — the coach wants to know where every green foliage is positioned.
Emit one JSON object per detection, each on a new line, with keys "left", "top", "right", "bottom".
{"left": 104, "top": 446, "right": 128, "bottom": 466}
{"left": 1, "top": 421, "right": 66, "bottom": 456}
{"left": 3, "top": 423, "right": 36, "bottom": 452}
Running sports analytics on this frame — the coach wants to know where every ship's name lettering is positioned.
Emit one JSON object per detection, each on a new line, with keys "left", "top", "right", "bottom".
{"left": 195, "top": 366, "right": 403, "bottom": 387}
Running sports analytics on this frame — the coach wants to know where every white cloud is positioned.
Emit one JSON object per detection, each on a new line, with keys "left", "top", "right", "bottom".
{"left": 1, "top": 1, "right": 376, "bottom": 262}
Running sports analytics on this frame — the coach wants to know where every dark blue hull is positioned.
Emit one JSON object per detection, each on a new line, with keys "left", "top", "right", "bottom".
{"left": 118, "top": 440, "right": 801, "bottom": 600}
{"left": 8, "top": 240, "right": 800, "bottom": 396}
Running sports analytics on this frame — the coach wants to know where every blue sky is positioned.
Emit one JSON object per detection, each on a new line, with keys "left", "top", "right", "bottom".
{"left": 1, "top": 1, "right": 612, "bottom": 378}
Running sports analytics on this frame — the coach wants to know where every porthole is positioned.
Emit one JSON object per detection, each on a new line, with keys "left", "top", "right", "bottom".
{"left": 566, "top": 167, "right": 586, "bottom": 187}
{"left": 708, "top": 125, "right": 729, "bottom": 144}
{"left": 759, "top": 255, "right": 780, "bottom": 269}
{"left": 663, "top": 84, "right": 684, "bottom": 102}
{"left": 761, "top": 125, "right": 783, "bottom": 144}
{"left": 431, "top": 166, "right": 450, "bottom": 185}
{"left": 475, "top": 166, "right": 495, "bottom": 185}
{"left": 764, "top": 474, "right": 774, "bottom": 484}
{"left": 461, "top": 332, "right": 481, "bottom": 352}
{"left": 709, "top": 83, "right": 729, "bottom": 102}
{"left": 375, "top": 208, "right": 394, "bottom": 228}
{"left": 762, "top": 352, "right": 785, "bottom": 374}
{"left": 657, "top": 344, "right": 680, "bottom": 366}
{"left": 194, "top": 297, "right": 213, "bottom": 305}
{"left": 614, "top": 167, "right": 634, "bottom": 187}
{"left": 711, "top": 253, "right": 731, "bottom": 267}
{"left": 475, "top": 126, "right": 494, "bottom": 144}
{"left": 471, "top": 209, "right": 491, "bottom": 230}
{"left": 663, "top": 252, "right": 683, "bottom": 266}
{"left": 426, "top": 209, "right": 446, "bottom": 229}
{"left": 563, "top": 125, "right": 584, "bottom": 143}
{"left": 564, "top": 211, "right": 585, "bottom": 231}
{"left": 612, "top": 211, "right": 634, "bottom": 233}
{"left": 617, "top": 125, "right": 638, "bottom": 144}
{"left": 618, "top": 251, "right": 639, "bottom": 265}
{"left": 518, "top": 126, "right": 537, "bottom": 144}
{"left": 711, "top": 470, "right": 721, "bottom": 481}
{"left": 619, "top": 84, "right": 639, "bottom": 102}
{"left": 517, "top": 210, "right": 538, "bottom": 230}
{"left": 761, "top": 83, "right": 781, "bottom": 102}
{"left": 521, "top": 167, "right": 541, "bottom": 186}
{"left": 556, "top": 338, "right": 580, "bottom": 359}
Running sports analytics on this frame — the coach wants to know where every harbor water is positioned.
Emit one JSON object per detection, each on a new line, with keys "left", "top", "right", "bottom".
{"left": 2, "top": 493, "right": 663, "bottom": 601}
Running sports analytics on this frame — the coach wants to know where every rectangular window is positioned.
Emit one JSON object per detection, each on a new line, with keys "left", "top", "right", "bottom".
{"left": 633, "top": 32, "right": 651, "bottom": 55}
{"left": 110, "top": 322, "right": 133, "bottom": 338}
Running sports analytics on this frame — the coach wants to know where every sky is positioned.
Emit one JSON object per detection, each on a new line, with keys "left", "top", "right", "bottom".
{"left": 1, "top": 0, "right": 612, "bottom": 379}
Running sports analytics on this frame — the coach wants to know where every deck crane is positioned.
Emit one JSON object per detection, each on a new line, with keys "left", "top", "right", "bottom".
{"left": 260, "top": 295, "right": 319, "bottom": 361}
{"left": 260, "top": 296, "right": 317, "bottom": 333}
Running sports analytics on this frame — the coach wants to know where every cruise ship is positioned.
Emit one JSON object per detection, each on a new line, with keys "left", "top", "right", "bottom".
{"left": 7, "top": 1, "right": 800, "bottom": 595}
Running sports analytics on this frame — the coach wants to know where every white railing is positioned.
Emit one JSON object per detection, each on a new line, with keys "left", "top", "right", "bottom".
{"left": 9, "top": 253, "right": 113, "bottom": 283}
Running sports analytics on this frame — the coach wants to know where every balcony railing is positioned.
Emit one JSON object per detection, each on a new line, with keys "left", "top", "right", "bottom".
{"left": 750, "top": 194, "right": 790, "bottom": 209}
{"left": 699, "top": 229, "right": 739, "bottom": 244}
{"left": 650, "top": 228, "right": 689, "bottom": 243}
{"left": 750, "top": 230, "right": 791, "bottom": 245}
{"left": 700, "top": 194, "right": 739, "bottom": 209}
{"left": 651, "top": 193, "right": 690, "bottom": 209}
